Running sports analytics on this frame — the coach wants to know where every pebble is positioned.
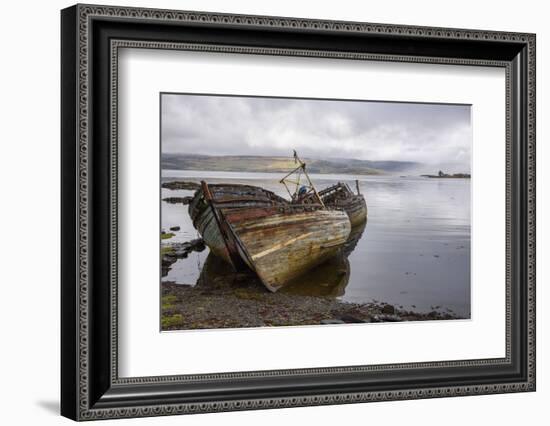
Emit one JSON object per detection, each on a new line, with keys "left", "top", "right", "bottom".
{"left": 373, "top": 314, "right": 402, "bottom": 322}
{"left": 381, "top": 304, "right": 395, "bottom": 314}
{"left": 320, "top": 319, "right": 346, "bottom": 325}
{"left": 340, "top": 315, "right": 367, "bottom": 323}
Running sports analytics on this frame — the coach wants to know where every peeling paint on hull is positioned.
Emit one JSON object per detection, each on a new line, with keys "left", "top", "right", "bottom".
{"left": 226, "top": 208, "right": 351, "bottom": 292}
{"left": 342, "top": 196, "right": 368, "bottom": 227}
{"left": 188, "top": 183, "right": 352, "bottom": 292}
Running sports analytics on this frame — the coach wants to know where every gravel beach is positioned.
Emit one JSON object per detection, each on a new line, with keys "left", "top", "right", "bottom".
{"left": 161, "top": 278, "right": 460, "bottom": 331}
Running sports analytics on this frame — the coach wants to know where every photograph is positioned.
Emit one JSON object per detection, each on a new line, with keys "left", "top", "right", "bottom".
{"left": 160, "top": 93, "right": 472, "bottom": 331}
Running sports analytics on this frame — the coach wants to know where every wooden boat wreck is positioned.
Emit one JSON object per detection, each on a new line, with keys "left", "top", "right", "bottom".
{"left": 317, "top": 182, "right": 367, "bottom": 226}
{"left": 187, "top": 151, "right": 372, "bottom": 292}
{"left": 282, "top": 152, "right": 367, "bottom": 226}
{"left": 194, "top": 206, "right": 367, "bottom": 297}
{"left": 188, "top": 182, "right": 351, "bottom": 292}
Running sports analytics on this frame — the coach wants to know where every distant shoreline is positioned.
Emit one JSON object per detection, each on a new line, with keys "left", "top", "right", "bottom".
{"left": 421, "top": 174, "right": 471, "bottom": 179}
{"left": 162, "top": 153, "right": 420, "bottom": 176}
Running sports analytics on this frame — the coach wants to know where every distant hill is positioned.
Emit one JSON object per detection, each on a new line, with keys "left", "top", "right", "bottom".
{"left": 162, "top": 154, "right": 419, "bottom": 175}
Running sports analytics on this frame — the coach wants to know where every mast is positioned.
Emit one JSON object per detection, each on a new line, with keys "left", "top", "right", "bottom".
{"left": 280, "top": 151, "right": 325, "bottom": 207}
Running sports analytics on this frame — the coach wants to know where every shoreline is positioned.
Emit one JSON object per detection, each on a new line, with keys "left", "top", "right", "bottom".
{"left": 161, "top": 281, "right": 463, "bottom": 331}
{"left": 420, "top": 173, "right": 471, "bottom": 179}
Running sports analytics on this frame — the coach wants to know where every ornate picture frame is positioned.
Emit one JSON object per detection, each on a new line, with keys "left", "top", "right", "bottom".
{"left": 61, "top": 4, "right": 535, "bottom": 420}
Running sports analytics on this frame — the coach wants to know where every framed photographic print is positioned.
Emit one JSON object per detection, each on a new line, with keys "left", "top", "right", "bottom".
{"left": 61, "top": 4, "right": 536, "bottom": 421}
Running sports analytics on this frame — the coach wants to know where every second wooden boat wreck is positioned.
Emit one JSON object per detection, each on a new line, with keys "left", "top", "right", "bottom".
{"left": 281, "top": 152, "right": 367, "bottom": 226}
{"left": 317, "top": 182, "right": 368, "bottom": 226}
{"left": 188, "top": 182, "right": 351, "bottom": 292}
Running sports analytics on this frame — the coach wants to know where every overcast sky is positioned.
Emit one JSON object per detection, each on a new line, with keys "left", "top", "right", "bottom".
{"left": 161, "top": 93, "right": 472, "bottom": 172}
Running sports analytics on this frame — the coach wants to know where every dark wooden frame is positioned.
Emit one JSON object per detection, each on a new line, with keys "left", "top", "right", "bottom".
{"left": 61, "top": 4, "right": 536, "bottom": 421}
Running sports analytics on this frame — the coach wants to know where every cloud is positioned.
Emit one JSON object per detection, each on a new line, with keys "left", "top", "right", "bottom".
{"left": 161, "top": 93, "right": 471, "bottom": 172}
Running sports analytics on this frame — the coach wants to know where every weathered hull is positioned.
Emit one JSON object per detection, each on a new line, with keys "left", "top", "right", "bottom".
{"left": 317, "top": 183, "right": 368, "bottom": 226}
{"left": 192, "top": 202, "right": 234, "bottom": 265}
{"left": 189, "top": 183, "right": 351, "bottom": 292}
{"left": 342, "top": 196, "right": 368, "bottom": 226}
{"left": 188, "top": 183, "right": 287, "bottom": 269}
{"left": 225, "top": 208, "right": 351, "bottom": 292}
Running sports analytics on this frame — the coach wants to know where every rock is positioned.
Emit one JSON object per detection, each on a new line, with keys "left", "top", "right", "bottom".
{"left": 169, "top": 226, "right": 181, "bottom": 231}
{"left": 162, "top": 255, "right": 176, "bottom": 266}
{"left": 161, "top": 239, "right": 205, "bottom": 276}
{"left": 172, "top": 239, "right": 205, "bottom": 257}
{"left": 162, "top": 181, "right": 201, "bottom": 191}
{"left": 381, "top": 304, "right": 395, "bottom": 314}
{"left": 339, "top": 315, "right": 366, "bottom": 323}
{"left": 163, "top": 196, "right": 194, "bottom": 204}
{"left": 320, "top": 319, "right": 345, "bottom": 325}
{"left": 161, "top": 254, "right": 177, "bottom": 277}
{"left": 373, "top": 314, "right": 402, "bottom": 322}
{"left": 188, "top": 238, "right": 205, "bottom": 252}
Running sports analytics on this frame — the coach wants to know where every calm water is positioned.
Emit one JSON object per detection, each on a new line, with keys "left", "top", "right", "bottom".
{"left": 161, "top": 170, "right": 471, "bottom": 317}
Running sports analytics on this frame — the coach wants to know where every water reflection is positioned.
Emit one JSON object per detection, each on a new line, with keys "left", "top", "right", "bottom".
{"left": 282, "top": 220, "right": 366, "bottom": 297}
{"left": 191, "top": 219, "right": 366, "bottom": 298}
